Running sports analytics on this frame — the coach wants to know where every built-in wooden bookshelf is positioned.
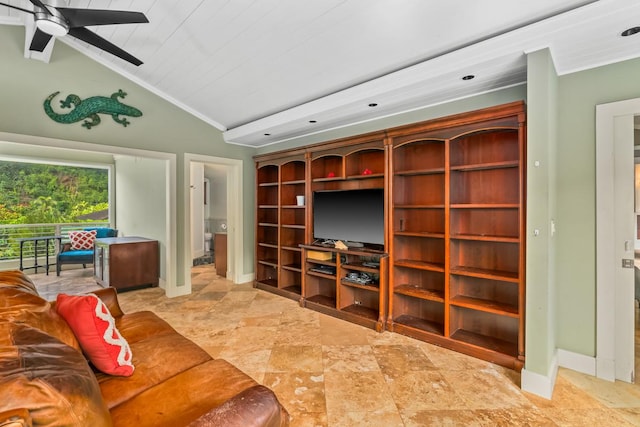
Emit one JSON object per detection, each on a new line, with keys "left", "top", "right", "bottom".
{"left": 255, "top": 152, "right": 307, "bottom": 301}
{"left": 390, "top": 135, "right": 447, "bottom": 338}
{"left": 254, "top": 101, "right": 526, "bottom": 369}
{"left": 256, "top": 164, "right": 279, "bottom": 289}
{"left": 387, "top": 102, "right": 526, "bottom": 370}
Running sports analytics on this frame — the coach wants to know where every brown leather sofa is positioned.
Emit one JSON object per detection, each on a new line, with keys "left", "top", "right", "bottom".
{"left": 0, "top": 270, "right": 289, "bottom": 427}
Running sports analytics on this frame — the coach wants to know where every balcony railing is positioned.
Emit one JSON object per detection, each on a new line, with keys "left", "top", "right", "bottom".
{"left": 0, "top": 222, "right": 110, "bottom": 262}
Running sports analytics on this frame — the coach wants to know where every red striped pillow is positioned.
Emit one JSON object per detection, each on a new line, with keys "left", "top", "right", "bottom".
{"left": 56, "top": 293, "right": 134, "bottom": 376}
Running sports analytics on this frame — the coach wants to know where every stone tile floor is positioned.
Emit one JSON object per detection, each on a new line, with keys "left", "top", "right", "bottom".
{"left": 31, "top": 265, "right": 640, "bottom": 426}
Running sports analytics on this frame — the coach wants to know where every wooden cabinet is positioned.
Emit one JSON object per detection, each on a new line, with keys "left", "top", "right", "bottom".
{"left": 254, "top": 101, "right": 526, "bottom": 369}
{"left": 301, "top": 245, "right": 388, "bottom": 331}
{"left": 94, "top": 237, "right": 159, "bottom": 291}
{"left": 214, "top": 233, "right": 227, "bottom": 277}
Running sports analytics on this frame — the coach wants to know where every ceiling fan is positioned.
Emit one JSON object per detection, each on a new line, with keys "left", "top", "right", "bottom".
{"left": 0, "top": 0, "right": 148, "bottom": 65}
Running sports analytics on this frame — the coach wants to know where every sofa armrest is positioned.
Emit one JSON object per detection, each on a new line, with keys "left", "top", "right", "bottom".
{"left": 187, "top": 385, "right": 289, "bottom": 427}
{"left": 91, "top": 287, "right": 125, "bottom": 318}
{"left": 0, "top": 408, "right": 32, "bottom": 427}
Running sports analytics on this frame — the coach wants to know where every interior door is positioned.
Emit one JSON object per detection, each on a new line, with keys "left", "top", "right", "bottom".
{"left": 596, "top": 100, "right": 639, "bottom": 383}
{"left": 613, "top": 114, "right": 635, "bottom": 382}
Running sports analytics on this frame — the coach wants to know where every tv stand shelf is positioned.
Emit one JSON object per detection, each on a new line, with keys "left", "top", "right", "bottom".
{"left": 301, "top": 244, "right": 388, "bottom": 332}
{"left": 308, "top": 270, "right": 336, "bottom": 280}
{"left": 254, "top": 101, "right": 526, "bottom": 370}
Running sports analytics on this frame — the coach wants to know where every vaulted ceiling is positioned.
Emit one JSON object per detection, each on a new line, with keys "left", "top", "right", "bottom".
{"left": 1, "top": 0, "right": 639, "bottom": 147}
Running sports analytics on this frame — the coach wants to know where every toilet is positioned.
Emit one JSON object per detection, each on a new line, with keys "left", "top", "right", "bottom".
{"left": 204, "top": 232, "right": 212, "bottom": 252}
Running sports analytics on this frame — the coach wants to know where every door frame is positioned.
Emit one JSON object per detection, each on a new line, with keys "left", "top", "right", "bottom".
{"left": 595, "top": 97, "right": 640, "bottom": 382}
{"left": 184, "top": 153, "right": 244, "bottom": 287}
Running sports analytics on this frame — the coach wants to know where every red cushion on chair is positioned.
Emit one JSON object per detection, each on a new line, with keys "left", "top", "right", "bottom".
{"left": 68, "top": 230, "right": 97, "bottom": 250}
{"left": 56, "top": 293, "right": 134, "bottom": 376}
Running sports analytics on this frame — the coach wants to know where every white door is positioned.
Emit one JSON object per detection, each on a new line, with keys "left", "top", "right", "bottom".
{"left": 596, "top": 99, "right": 639, "bottom": 382}
{"left": 613, "top": 115, "right": 635, "bottom": 381}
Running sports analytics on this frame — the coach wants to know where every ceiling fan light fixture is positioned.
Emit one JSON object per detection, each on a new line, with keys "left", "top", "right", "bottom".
{"left": 35, "top": 11, "right": 69, "bottom": 37}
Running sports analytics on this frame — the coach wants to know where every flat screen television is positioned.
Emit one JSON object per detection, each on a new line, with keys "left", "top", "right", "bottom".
{"left": 312, "top": 188, "right": 384, "bottom": 247}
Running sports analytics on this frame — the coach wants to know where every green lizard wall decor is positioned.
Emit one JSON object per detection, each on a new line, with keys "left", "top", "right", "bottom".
{"left": 43, "top": 89, "right": 143, "bottom": 129}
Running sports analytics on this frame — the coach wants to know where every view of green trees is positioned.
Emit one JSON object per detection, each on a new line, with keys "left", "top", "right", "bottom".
{"left": 0, "top": 160, "right": 108, "bottom": 224}
{"left": 0, "top": 160, "right": 109, "bottom": 260}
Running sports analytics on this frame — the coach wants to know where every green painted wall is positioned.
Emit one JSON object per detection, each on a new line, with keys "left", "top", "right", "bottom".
{"left": 0, "top": 25, "right": 256, "bottom": 284}
{"left": 525, "top": 49, "right": 558, "bottom": 375}
{"left": 114, "top": 156, "right": 168, "bottom": 280}
{"left": 555, "top": 56, "right": 640, "bottom": 355}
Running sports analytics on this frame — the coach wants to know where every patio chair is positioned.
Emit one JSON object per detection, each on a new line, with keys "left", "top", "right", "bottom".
{"left": 56, "top": 227, "right": 117, "bottom": 276}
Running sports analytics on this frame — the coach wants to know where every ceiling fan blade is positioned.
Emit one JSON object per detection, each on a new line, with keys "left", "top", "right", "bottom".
{"left": 27, "top": 0, "right": 52, "bottom": 15}
{"left": 68, "top": 27, "right": 143, "bottom": 66}
{"left": 29, "top": 28, "right": 53, "bottom": 51}
{"left": 0, "top": 1, "right": 35, "bottom": 14}
{"left": 58, "top": 8, "right": 148, "bottom": 28}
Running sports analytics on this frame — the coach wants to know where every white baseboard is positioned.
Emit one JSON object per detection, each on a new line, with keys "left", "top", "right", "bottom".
{"left": 596, "top": 356, "right": 616, "bottom": 382}
{"left": 236, "top": 271, "right": 254, "bottom": 284}
{"left": 521, "top": 349, "right": 599, "bottom": 399}
{"left": 558, "top": 348, "right": 596, "bottom": 376}
{"left": 193, "top": 249, "right": 205, "bottom": 258}
{"left": 521, "top": 353, "right": 558, "bottom": 399}
{"left": 165, "top": 283, "right": 191, "bottom": 298}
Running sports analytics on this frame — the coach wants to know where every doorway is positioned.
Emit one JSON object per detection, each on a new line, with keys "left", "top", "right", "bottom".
{"left": 190, "top": 162, "right": 228, "bottom": 270}
{"left": 596, "top": 98, "right": 640, "bottom": 383}
{"left": 184, "top": 154, "right": 244, "bottom": 290}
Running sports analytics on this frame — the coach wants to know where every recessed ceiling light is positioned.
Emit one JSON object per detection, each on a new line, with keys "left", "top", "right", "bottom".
{"left": 309, "top": 120, "right": 317, "bottom": 123}
{"left": 621, "top": 27, "right": 640, "bottom": 37}
{"left": 368, "top": 103, "right": 378, "bottom": 107}
{"left": 462, "top": 75, "right": 475, "bottom": 81}
{"left": 264, "top": 133, "right": 271, "bottom": 136}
